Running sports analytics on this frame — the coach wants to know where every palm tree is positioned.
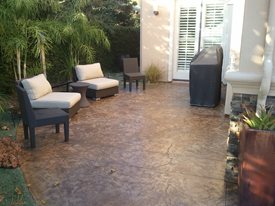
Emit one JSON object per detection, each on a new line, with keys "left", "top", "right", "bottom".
{"left": 0, "top": 0, "right": 62, "bottom": 79}
{"left": 28, "top": 24, "right": 52, "bottom": 77}
{"left": 0, "top": 18, "right": 28, "bottom": 80}
{"left": 0, "top": 0, "right": 38, "bottom": 80}
{"left": 59, "top": 11, "right": 110, "bottom": 79}
{"left": 0, "top": 0, "right": 110, "bottom": 82}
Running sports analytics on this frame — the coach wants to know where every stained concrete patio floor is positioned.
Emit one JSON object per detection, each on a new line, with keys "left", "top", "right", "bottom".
{"left": 18, "top": 82, "right": 239, "bottom": 206}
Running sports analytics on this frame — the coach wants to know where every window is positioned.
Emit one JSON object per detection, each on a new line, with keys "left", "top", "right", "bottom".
{"left": 176, "top": 0, "right": 225, "bottom": 72}
{"left": 178, "top": 7, "right": 198, "bottom": 70}
{"left": 201, "top": 2, "right": 224, "bottom": 48}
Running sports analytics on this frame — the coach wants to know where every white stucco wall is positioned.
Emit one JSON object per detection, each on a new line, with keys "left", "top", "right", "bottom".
{"left": 140, "top": 0, "right": 172, "bottom": 81}
{"left": 226, "top": 0, "right": 245, "bottom": 70}
{"left": 141, "top": 0, "right": 235, "bottom": 82}
{"left": 141, "top": 0, "right": 272, "bottom": 80}
{"left": 238, "top": 0, "right": 269, "bottom": 72}
{"left": 224, "top": 0, "right": 275, "bottom": 114}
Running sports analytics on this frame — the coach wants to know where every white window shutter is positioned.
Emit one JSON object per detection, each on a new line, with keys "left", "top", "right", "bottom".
{"left": 201, "top": 2, "right": 225, "bottom": 49}
{"left": 173, "top": 0, "right": 226, "bottom": 80}
{"left": 177, "top": 4, "right": 200, "bottom": 71}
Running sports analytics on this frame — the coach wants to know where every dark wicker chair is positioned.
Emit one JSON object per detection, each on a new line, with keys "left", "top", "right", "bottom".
{"left": 16, "top": 85, "right": 69, "bottom": 148}
{"left": 122, "top": 57, "right": 146, "bottom": 92}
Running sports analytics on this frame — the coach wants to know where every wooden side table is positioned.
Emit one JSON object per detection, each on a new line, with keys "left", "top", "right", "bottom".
{"left": 70, "top": 82, "right": 90, "bottom": 108}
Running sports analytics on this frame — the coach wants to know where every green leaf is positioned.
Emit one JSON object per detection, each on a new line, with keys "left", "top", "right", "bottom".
{"left": 242, "top": 106, "right": 275, "bottom": 131}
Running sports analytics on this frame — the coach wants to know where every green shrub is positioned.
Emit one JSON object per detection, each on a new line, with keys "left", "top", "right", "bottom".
{"left": 0, "top": 93, "right": 9, "bottom": 113}
{"left": 145, "top": 64, "right": 162, "bottom": 83}
{"left": 242, "top": 106, "right": 275, "bottom": 131}
{"left": 101, "top": 26, "right": 140, "bottom": 72}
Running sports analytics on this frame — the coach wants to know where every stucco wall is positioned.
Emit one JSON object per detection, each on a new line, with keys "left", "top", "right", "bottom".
{"left": 140, "top": 0, "right": 172, "bottom": 81}
{"left": 141, "top": 0, "right": 272, "bottom": 80}
{"left": 237, "top": 0, "right": 269, "bottom": 72}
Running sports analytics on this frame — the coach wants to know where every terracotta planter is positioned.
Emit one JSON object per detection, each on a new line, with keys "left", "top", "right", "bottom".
{"left": 239, "top": 125, "right": 275, "bottom": 206}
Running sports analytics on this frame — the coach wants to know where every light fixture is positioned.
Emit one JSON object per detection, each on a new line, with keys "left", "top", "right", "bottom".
{"left": 153, "top": 1, "right": 159, "bottom": 15}
{"left": 133, "top": 4, "right": 140, "bottom": 14}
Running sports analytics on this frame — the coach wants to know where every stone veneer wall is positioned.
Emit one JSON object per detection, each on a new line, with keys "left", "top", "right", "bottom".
{"left": 225, "top": 94, "right": 275, "bottom": 183}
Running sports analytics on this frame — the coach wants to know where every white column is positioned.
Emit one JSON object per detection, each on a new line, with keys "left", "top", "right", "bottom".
{"left": 257, "top": 0, "right": 275, "bottom": 113}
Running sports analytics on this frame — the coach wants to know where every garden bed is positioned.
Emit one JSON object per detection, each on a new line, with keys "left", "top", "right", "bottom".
{"left": 0, "top": 112, "right": 36, "bottom": 206}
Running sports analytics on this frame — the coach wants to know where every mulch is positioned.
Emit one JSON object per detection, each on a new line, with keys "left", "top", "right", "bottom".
{"left": 0, "top": 137, "right": 21, "bottom": 168}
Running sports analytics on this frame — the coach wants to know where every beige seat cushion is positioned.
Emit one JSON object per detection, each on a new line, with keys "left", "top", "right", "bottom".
{"left": 31, "top": 92, "right": 81, "bottom": 109}
{"left": 21, "top": 74, "right": 52, "bottom": 100}
{"left": 81, "top": 78, "right": 119, "bottom": 90}
{"left": 75, "top": 63, "right": 104, "bottom": 81}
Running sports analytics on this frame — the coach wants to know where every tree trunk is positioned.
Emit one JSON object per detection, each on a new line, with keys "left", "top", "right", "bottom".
{"left": 13, "top": 63, "right": 18, "bottom": 81}
{"left": 23, "top": 50, "right": 27, "bottom": 78}
{"left": 41, "top": 44, "right": 46, "bottom": 77}
{"left": 16, "top": 48, "right": 21, "bottom": 80}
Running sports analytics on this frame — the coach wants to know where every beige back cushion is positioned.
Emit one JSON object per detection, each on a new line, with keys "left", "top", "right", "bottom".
{"left": 21, "top": 74, "right": 52, "bottom": 100}
{"left": 75, "top": 63, "right": 104, "bottom": 81}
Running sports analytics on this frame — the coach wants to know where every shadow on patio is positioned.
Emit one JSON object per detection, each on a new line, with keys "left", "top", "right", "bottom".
{"left": 17, "top": 83, "right": 239, "bottom": 206}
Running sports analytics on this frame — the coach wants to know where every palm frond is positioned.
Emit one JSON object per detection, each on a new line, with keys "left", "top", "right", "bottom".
{"left": 87, "top": 27, "right": 110, "bottom": 49}
{"left": 79, "top": 44, "right": 95, "bottom": 63}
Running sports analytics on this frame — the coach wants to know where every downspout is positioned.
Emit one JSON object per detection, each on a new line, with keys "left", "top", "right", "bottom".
{"left": 257, "top": 0, "right": 274, "bottom": 113}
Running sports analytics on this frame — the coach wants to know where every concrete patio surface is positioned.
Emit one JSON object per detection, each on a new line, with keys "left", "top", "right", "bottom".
{"left": 17, "top": 82, "right": 239, "bottom": 206}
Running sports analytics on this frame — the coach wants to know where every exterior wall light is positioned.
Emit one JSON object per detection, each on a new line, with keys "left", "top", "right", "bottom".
{"left": 153, "top": 1, "right": 159, "bottom": 15}
{"left": 133, "top": 4, "right": 141, "bottom": 14}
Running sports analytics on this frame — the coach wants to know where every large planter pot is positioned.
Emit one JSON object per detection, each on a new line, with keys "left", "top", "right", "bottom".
{"left": 239, "top": 125, "right": 275, "bottom": 206}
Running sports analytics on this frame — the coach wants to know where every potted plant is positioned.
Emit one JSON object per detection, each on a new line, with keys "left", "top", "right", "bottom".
{"left": 239, "top": 106, "right": 275, "bottom": 206}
